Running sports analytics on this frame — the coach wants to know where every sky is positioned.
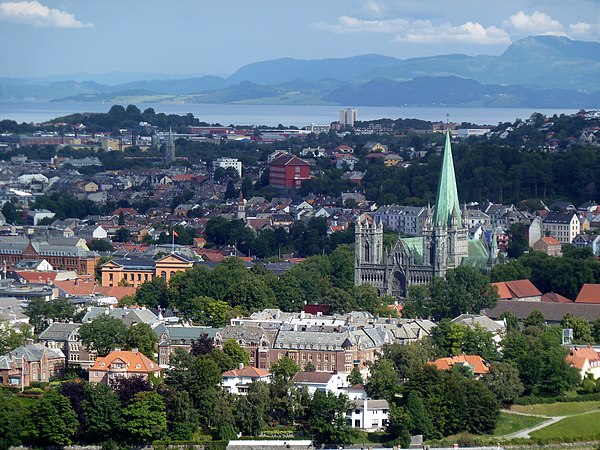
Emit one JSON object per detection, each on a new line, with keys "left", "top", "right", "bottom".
{"left": 0, "top": 0, "right": 599, "bottom": 81}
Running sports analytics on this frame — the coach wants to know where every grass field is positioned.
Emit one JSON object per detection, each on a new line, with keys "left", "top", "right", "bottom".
{"left": 493, "top": 412, "right": 546, "bottom": 436}
{"left": 530, "top": 410, "right": 600, "bottom": 440}
{"left": 510, "top": 400, "right": 600, "bottom": 416}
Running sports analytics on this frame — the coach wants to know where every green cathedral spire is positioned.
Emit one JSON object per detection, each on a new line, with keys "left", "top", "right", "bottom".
{"left": 433, "top": 131, "right": 462, "bottom": 228}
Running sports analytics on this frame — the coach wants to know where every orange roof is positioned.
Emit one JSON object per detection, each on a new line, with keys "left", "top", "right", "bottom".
{"left": 490, "top": 280, "right": 542, "bottom": 300}
{"left": 566, "top": 347, "right": 600, "bottom": 370}
{"left": 541, "top": 292, "right": 573, "bottom": 303}
{"left": 14, "top": 271, "right": 58, "bottom": 284}
{"left": 112, "top": 207, "right": 139, "bottom": 216}
{"left": 576, "top": 284, "right": 600, "bottom": 304}
{"left": 428, "top": 354, "right": 490, "bottom": 375}
{"left": 95, "top": 285, "right": 137, "bottom": 300}
{"left": 222, "top": 366, "right": 271, "bottom": 378}
{"left": 90, "top": 350, "right": 160, "bottom": 374}
{"left": 388, "top": 303, "right": 403, "bottom": 317}
{"left": 540, "top": 236, "right": 561, "bottom": 246}
{"left": 54, "top": 278, "right": 97, "bottom": 296}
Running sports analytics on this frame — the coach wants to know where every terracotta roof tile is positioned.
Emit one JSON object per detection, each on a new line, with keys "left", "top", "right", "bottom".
{"left": 90, "top": 350, "right": 160, "bottom": 374}
{"left": 542, "top": 292, "right": 573, "bottom": 303}
{"left": 222, "top": 366, "right": 271, "bottom": 378}
{"left": 576, "top": 284, "right": 600, "bottom": 304}
{"left": 490, "top": 280, "right": 542, "bottom": 300}
{"left": 428, "top": 354, "right": 490, "bottom": 375}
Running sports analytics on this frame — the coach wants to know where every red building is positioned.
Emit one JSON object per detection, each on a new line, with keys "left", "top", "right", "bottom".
{"left": 268, "top": 154, "right": 310, "bottom": 189}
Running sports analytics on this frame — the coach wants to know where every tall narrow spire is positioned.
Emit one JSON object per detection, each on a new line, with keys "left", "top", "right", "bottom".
{"left": 165, "top": 127, "right": 175, "bottom": 164}
{"left": 433, "top": 131, "right": 462, "bottom": 228}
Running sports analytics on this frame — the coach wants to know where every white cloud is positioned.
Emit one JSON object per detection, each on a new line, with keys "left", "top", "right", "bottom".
{"left": 362, "top": 0, "right": 383, "bottom": 17}
{"left": 394, "top": 21, "right": 511, "bottom": 45}
{"left": 315, "top": 16, "right": 511, "bottom": 45}
{"left": 505, "top": 10, "right": 564, "bottom": 34}
{"left": 0, "top": 0, "right": 92, "bottom": 28}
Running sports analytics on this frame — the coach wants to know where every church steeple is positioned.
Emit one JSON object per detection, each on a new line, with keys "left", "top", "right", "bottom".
{"left": 433, "top": 131, "right": 462, "bottom": 228}
{"left": 165, "top": 127, "right": 175, "bottom": 164}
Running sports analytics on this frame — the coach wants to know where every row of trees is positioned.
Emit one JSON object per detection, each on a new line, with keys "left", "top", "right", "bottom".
{"left": 204, "top": 216, "right": 354, "bottom": 258}
{"left": 131, "top": 253, "right": 395, "bottom": 324}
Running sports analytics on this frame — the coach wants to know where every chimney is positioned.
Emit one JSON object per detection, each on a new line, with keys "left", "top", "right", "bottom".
{"left": 238, "top": 363, "right": 244, "bottom": 370}
{"left": 131, "top": 347, "right": 138, "bottom": 353}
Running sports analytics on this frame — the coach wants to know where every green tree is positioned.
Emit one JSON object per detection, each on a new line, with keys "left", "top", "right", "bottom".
{"left": 113, "top": 227, "right": 131, "bottom": 242}
{"left": 224, "top": 180, "right": 238, "bottom": 200}
{"left": 126, "top": 323, "right": 157, "bottom": 359}
{"left": 507, "top": 223, "right": 528, "bottom": 258}
{"left": 561, "top": 313, "right": 592, "bottom": 343}
{"left": 79, "top": 315, "right": 128, "bottom": 356}
{"left": 382, "top": 340, "right": 433, "bottom": 380}
{"left": 0, "top": 392, "right": 24, "bottom": 450}
{"left": 404, "top": 391, "right": 433, "bottom": 438}
{"left": 481, "top": 361, "right": 524, "bottom": 405}
{"left": 235, "top": 381, "right": 271, "bottom": 436}
{"left": 302, "top": 391, "right": 352, "bottom": 445}
{"left": 122, "top": 391, "right": 167, "bottom": 443}
{"left": 523, "top": 310, "right": 545, "bottom": 329}
{"left": 0, "top": 320, "right": 32, "bottom": 354}
{"left": 183, "top": 296, "right": 231, "bottom": 327}
{"left": 25, "top": 390, "right": 79, "bottom": 445}
{"left": 329, "top": 244, "right": 354, "bottom": 291}
{"left": 223, "top": 339, "right": 250, "bottom": 368}
{"left": 158, "top": 388, "right": 198, "bottom": 441}
{"left": 24, "top": 297, "right": 75, "bottom": 334}
{"left": 134, "top": 277, "right": 170, "bottom": 309}
{"left": 366, "top": 358, "right": 398, "bottom": 401}
{"left": 500, "top": 311, "right": 519, "bottom": 333}
{"left": 80, "top": 383, "right": 122, "bottom": 443}
{"left": 270, "top": 356, "right": 300, "bottom": 383}
{"left": 347, "top": 366, "right": 364, "bottom": 386}
{"left": 88, "top": 239, "right": 114, "bottom": 252}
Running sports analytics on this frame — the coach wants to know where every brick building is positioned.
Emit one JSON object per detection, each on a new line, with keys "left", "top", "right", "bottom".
{"left": 268, "top": 154, "right": 310, "bottom": 189}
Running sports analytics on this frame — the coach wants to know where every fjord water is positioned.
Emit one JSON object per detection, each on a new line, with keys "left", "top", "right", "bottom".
{"left": 0, "top": 101, "right": 581, "bottom": 127}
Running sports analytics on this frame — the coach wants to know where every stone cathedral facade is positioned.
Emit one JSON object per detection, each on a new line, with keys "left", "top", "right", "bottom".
{"left": 355, "top": 132, "right": 491, "bottom": 298}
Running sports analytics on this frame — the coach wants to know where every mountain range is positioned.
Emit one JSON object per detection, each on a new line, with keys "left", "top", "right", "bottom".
{"left": 2, "top": 35, "right": 600, "bottom": 108}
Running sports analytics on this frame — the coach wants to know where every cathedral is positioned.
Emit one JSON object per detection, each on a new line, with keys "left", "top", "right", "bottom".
{"left": 354, "top": 131, "right": 494, "bottom": 299}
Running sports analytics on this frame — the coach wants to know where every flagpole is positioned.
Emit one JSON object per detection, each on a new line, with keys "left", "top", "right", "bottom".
{"left": 171, "top": 227, "right": 175, "bottom": 254}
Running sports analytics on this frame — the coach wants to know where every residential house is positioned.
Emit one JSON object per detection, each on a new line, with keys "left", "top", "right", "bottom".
{"left": 222, "top": 364, "right": 272, "bottom": 394}
{"left": 542, "top": 212, "right": 580, "bottom": 244}
{"left": 346, "top": 399, "right": 390, "bottom": 430}
{"left": 38, "top": 322, "right": 96, "bottom": 368}
{"left": 533, "top": 236, "right": 562, "bottom": 256}
{"left": 566, "top": 346, "right": 600, "bottom": 380}
{"left": 0, "top": 343, "right": 65, "bottom": 387}
{"left": 291, "top": 371, "right": 348, "bottom": 395}
{"left": 88, "top": 349, "right": 161, "bottom": 385}
{"left": 155, "top": 325, "right": 217, "bottom": 367}
{"left": 573, "top": 234, "right": 600, "bottom": 256}
{"left": 428, "top": 354, "right": 490, "bottom": 377}
{"left": 575, "top": 284, "right": 600, "bottom": 304}
{"left": 491, "top": 279, "right": 542, "bottom": 302}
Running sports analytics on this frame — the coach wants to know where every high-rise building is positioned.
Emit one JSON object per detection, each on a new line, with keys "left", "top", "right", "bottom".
{"left": 355, "top": 131, "right": 492, "bottom": 298}
{"left": 339, "top": 108, "right": 358, "bottom": 127}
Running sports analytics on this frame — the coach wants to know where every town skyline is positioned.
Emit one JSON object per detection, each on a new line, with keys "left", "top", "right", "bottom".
{"left": 0, "top": 0, "right": 599, "bottom": 79}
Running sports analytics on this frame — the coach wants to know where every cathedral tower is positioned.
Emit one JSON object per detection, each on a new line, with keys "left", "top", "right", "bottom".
{"left": 165, "top": 127, "right": 176, "bottom": 164}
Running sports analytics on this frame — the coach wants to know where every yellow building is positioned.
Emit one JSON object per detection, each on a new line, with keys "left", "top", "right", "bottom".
{"left": 100, "top": 253, "right": 194, "bottom": 288}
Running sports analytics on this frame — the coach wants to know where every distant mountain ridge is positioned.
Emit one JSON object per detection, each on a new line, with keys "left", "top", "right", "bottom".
{"left": 1, "top": 36, "right": 599, "bottom": 107}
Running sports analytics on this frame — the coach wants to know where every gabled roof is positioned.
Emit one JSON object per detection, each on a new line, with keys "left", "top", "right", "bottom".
{"left": 491, "top": 279, "right": 542, "bottom": 300}
{"left": 89, "top": 350, "right": 160, "bottom": 373}
{"left": 576, "top": 284, "right": 600, "bottom": 304}
{"left": 541, "top": 292, "right": 573, "bottom": 303}
{"left": 428, "top": 354, "right": 489, "bottom": 375}
{"left": 222, "top": 366, "right": 271, "bottom": 378}
{"left": 291, "top": 371, "right": 334, "bottom": 384}
{"left": 268, "top": 154, "right": 310, "bottom": 167}
{"left": 38, "top": 322, "right": 81, "bottom": 341}
{"left": 566, "top": 347, "right": 600, "bottom": 370}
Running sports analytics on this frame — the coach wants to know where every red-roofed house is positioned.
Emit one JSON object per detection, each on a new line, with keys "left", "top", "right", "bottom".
{"left": 533, "top": 236, "right": 562, "bottom": 256}
{"left": 566, "top": 347, "right": 600, "bottom": 379}
{"left": 222, "top": 364, "right": 271, "bottom": 394}
{"left": 576, "top": 284, "right": 600, "bottom": 304}
{"left": 428, "top": 354, "right": 490, "bottom": 377}
{"left": 541, "top": 292, "right": 573, "bottom": 303}
{"left": 491, "top": 280, "right": 542, "bottom": 302}
{"left": 89, "top": 349, "right": 161, "bottom": 385}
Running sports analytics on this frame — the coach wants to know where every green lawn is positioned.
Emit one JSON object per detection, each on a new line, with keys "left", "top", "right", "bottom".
{"left": 530, "top": 410, "right": 600, "bottom": 440}
{"left": 511, "top": 401, "right": 600, "bottom": 416}
{"left": 493, "top": 412, "right": 546, "bottom": 436}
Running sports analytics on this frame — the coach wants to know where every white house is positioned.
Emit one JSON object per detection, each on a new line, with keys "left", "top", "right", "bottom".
{"left": 221, "top": 364, "right": 272, "bottom": 395}
{"left": 214, "top": 157, "right": 242, "bottom": 178}
{"left": 346, "top": 399, "right": 390, "bottom": 430}
{"left": 291, "top": 371, "right": 349, "bottom": 395}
